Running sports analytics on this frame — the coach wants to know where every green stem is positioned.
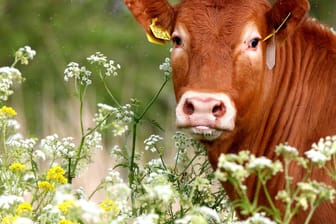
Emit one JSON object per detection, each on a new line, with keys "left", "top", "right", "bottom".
{"left": 304, "top": 204, "right": 319, "bottom": 224}
{"left": 71, "top": 113, "right": 112, "bottom": 182}
{"left": 130, "top": 122, "right": 137, "bottom": 211}
{"left": 11, "top": 58, "right": 19, "bottom": 68}
{"left": 67, "top": 158, "right": 72, "bottom": 184}
{"left": 261, "top": 180, "right": 281, "bottom": 220}
{"left": 252, "top": 175, "right": 262, "bottom": 210}
{"left": 2, "top": 122, "right": 7, "bottom": 165}
{"left": 102, "top": 75, "right": 121, "bottom": 108}
{"left": 129, "top": 77, "right": 169, "bottom": 212}
{"left": 88, "top": 182, "right": 105, "bottom": 200}
{"left": 79, "top": 85, "right": 87, "bottom": 136}
{"left": 137, "top": 76, "right": 169, "bottom": 121}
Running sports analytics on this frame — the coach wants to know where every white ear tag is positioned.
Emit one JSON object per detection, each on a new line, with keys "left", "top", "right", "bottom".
{"left": 266, "top": 36, "right": 276, "bottom": 70}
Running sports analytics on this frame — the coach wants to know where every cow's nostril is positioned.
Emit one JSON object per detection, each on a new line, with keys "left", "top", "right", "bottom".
{"left": 183, "top": 100, "right": 194, "bottom": 115}
{"left": 212, "top": 102, "right": 226, "bottom": 117}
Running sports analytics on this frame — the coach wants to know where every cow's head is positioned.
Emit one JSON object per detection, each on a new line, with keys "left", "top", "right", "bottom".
{"left": 125, "top": 0, "right": 309, "bottom": 142}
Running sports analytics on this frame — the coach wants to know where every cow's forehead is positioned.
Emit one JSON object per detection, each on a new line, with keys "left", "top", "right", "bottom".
{"left": 175, "top": 0, "right": 270, "bottom": 40}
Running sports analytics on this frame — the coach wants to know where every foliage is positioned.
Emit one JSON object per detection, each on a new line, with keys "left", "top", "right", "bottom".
{"left": 215, "top": 144, "right": 336, "bottom": 224}
{"left": 0, "top": 47, "right": 233, "bottom": 224}
{"left": 0, "top": 0, "right": 334, "bottom": 138}
{"left": 1, "top": 45, "right": 336, "bottom": 224}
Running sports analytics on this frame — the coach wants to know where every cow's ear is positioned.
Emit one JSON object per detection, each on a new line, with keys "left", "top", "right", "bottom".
{"left": 266, "top": 0, "right": 310, "bottom": 41}
{"left": 124, "top": 0, "right": 175, "bottom": 45}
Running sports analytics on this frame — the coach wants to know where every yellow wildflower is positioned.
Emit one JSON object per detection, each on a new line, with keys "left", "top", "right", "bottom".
{"left": 58, "top": 200, "right": 76, "bottom": 215}
{"left": 0, "top": 106, "right": 17, "bottom": 117}
{"left": 59, "top": 220, "right": 78, "bottom": 224}
{"left": 1, "top": 216, "right": 18, "bottom": 224}
{"left": 9, "top": 162, "right": 26, "bottom": 172}
{"left": 16, "top": 202, "right": 33, "bottom": 216}
{"left": 38, "top": 181, "right": 54, "bottom": 192}
{"left": 46, "top": 166, "right": 68, "bottom": 184}
{"left": 100, "top": 199, "right": 120, "bottom": 214}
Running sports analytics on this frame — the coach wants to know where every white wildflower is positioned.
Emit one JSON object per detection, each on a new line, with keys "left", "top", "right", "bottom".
{"left": 0, "top": 195, "right": 24, "bottom": 209}
{"left": 0, "top": 66, "right": 23, "bottom": 101}
{"left": 7, "top": 137, "right": 37, "bottom": 150}
{"left": 85, "top": 131, "right": 103, "bottom": 150}
{"left": 305, "top": 149, "right": 329, "bottom": 166}
{"left": 105, "top": 169, "right": 124, "bottom": 184}
{"left": 54, "top": 186, "right": 74, "bottom": 204}
{"left": 104, "top": 60, "right": 121, "bottom": 77}
{"left": 77, "top": 199, "right": 102, "bottom": 224}
{"left": 195, "top": 206, "right": 221, "bottom": 223}
{"left": 64, "top": 62, "right": 92, "bottom": 85}
{"left": 247, "top": 156, "right": 272, "bottom": 170}
{"left": 144, "top": 134, "right": 163, "bottom": 152}
{"left": 6, "top": 133, "right": 23, "bottom": 146}
{"left": 94, "top": 103, "right": 133, "bottom": 136}
{"left": 13, "top": 217, "right": 34, "bottom": 224}
{"left": 6, "top": 119, "right": 20, "bottom": 130}
{"left": 0, "top": 66, "right": 22, "bottom": 77}
{"left": 234, "top": 212, "right": 277, "bottom": 224}
{"left": 147, "top": 184, "right": 174, "bottom": 204}
{"left": 147, "top": 158, "right": 164, "bottom": 168}
{"left": 110, "top": 215, "right": 129, "bottom": 224}
{"left": 106, "top": 182, "right": 131, "bottom": 210}
{"left": 159, "top": 57, "right": 172, "bottom": 77}
{"left": 15, "top": 46, "right": 36, "bottom": 65}
{"left": 220, "top": 160, "right": 244, "bottom": 174}
{"left": 111, "top": 144, "right": 122, "bottom": 160}
{"left": 276, "top": 144, "right": 299, "bottom": 159}
{"left": 175, "top": 215, "right": 193, "bottom": 224}
{"left": 87, "top": 52, "right": 107, "bottom": 64}
{"left": 111, "top": 121, "right": 129, "bottom": 136}
{"left": 134, "top": 213, "right": 159, "bottom": 224}
{"left": 40, "top": 134, "right": 76, "bottom": 159}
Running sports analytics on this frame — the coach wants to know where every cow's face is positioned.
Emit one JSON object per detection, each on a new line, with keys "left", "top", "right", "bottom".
{"left": 125, "top": 0, "right": 309, "bottom": 142}
{"left": 172, "top": 1, "right": 270, "bottom": 141}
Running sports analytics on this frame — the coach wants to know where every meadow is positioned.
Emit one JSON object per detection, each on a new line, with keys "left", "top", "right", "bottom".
{"left": 0, "top": 1, "right": 335, "bottom": 223}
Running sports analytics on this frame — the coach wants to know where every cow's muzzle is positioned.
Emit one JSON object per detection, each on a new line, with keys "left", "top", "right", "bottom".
{"left": 175, "top": 91, "right": 236, "bottom": 141}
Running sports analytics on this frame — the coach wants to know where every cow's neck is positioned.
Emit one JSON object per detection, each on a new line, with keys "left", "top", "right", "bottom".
{"left": 208, "top": 20, "right": 336, "bottom": 171}
{"left": 207, "top": 21, "right": 336, "bottom": 208}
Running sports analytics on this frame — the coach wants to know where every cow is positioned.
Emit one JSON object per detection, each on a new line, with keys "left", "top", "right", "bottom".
{"left": 124, "top": 0, "right": 336, "bottom": 223}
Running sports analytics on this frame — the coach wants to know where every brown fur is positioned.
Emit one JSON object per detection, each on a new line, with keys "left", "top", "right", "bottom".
{"left": 125, "top": 0, "right": 336, "bottom": 223}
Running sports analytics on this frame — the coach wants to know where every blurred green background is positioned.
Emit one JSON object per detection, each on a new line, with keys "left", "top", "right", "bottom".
{"left": 0, "top": 0, "right": 335, "bottom": 143}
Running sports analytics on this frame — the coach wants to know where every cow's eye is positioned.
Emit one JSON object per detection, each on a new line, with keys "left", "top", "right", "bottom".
{"left": 172, "top": 35, "right": 183, "bottom": 47}
{"left": 248, "top": 38, "right": 260, "bottom": 49}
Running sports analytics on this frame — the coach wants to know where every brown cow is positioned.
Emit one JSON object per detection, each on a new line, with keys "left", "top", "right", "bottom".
{"left": 125, "top": 0, "right": 336, "bottom": 223}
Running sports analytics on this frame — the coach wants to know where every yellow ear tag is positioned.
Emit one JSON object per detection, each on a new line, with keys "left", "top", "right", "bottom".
{"left": 146, "top": 33, "right": 166, "bottom": 45}
{"left": 146, "top": 18, "right": 171, "bottom": 45}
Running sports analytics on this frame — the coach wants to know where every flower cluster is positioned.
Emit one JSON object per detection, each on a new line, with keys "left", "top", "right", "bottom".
{"left": 276, "top": 180, "right": 335, "bottom": 211}
{"left": 64, "top": 62, "right": 92, "bottom": 85}
{"left": 215, "top": 142, "right": 336, "bottom": 223}
{"left": 86, "top": 52, "right": 107, "bottom": 65}
{"left": 15, "top": 46, "right": 36, "bottom": 65}
{"left": 305, "top": 136, "right": 336, "bottom": 167}
{"left": 40, "top": 134, "right": 76, "bottom": 159}
{"left": 234, "top": 212, "right": 277, "bottom": 224}
{"left": 0, "top": 67, "right": 23, "bottom": 102}
{"left": 159, "top": 57, "right": 172, "bottom": 77}
{"left": 216, "top": 151, "right": 282, "bottom": 190}
{"left": 94, "top": 103, "right": 134, "bottom": 136}
{"left": 144, "top": 134, "right": 163, "bottom": 152}
{"left": 3, "top": 47, "right": 336, "bottom": 224}
{"left": 87, "top": 52, "right": 121, "bottom": 77}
